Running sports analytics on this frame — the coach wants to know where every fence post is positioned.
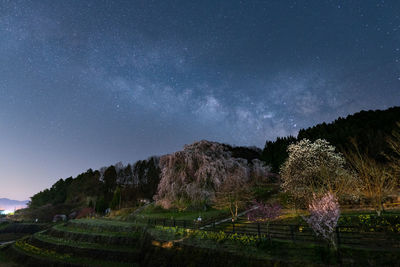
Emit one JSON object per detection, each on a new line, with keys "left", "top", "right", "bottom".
{"left": 336, "top": 226, "right": 341, "bottom": 247}
{"left": 290, "top": 225, "right": 295, "bottom": 242}
{"left": 257, "top": 223, "right": 261, "bottom": 238}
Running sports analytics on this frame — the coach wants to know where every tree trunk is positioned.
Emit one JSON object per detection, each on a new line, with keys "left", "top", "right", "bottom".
{"left": 376, "top": 208, "right": 382, "bottom": 217}
{"left": 119, "top": 192, "right": 122, "bottom": 210}
{"left": 235, "top": 202, "right": 238, "bottom": 219}
{"left": 376, "top": 202, "right": 384, "bottom": 216}
{"left": 230, "top": 205, "right": 235, "bottom": 221}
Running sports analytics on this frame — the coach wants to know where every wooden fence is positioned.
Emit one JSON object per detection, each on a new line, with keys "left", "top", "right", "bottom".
{"left": 138, "top": 217, "right": 400, "bottom": 249}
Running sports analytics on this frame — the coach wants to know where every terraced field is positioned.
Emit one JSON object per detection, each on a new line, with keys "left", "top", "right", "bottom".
{"left": 3, "top": 217, "right": 399, "bottom": 266}
{"left": 7, "top": 219, "right": 145, "bottom": 266}
{"left": 2, "top": 219, "right": 274, "bottom": 267}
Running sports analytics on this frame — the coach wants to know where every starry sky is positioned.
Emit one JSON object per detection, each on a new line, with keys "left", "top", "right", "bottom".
{"left": 1, "top": 0, "right": 400, "bottom": 200}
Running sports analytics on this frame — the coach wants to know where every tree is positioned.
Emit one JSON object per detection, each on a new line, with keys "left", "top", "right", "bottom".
{"left": 263, "top": 107, "right": 400, "bottom": 171}
{"left": 261, "top": 136, "right": 297, "bottom": 173}
{"left": 386, "top": 122, "right": 400, "bottom": 186}
{"left": 213, "top": 174, "right": 253, "bottom": 221}
{"left": 110, "top": 187, "right": 122, "bottom": 210}
{"left": 247, "top": 201, "right": 281, "bottom": 222}
{"left": 154, "top": 140, "right": 270, "bottom": 210}
{"left": 297, "top": 107, "right": 400, "bottom": 162}
{"left": 133, "top": 156, "right": 161, "bottom": 198}
{"left": 95, "top": 196, "right": 107, "bottom": 214}
{"left": 345, "top": 140, "right": 396, "bottom": 216}
{"left": 88, "top": 199, "right": 94, "bottom": 208}
{"left": 247, "top": 201, "right": 281, "bottom": 237}
{"left": 280, "top": 139, "right": 355, "bottom": 206}
{"left": 103, "top": 166, "right": 117, "bottom": 194}
{"left": 303, "top": 192, "right": 340, "bottom": 249}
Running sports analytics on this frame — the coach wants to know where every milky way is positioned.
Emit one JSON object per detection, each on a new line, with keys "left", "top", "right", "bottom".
{"left": 0, "top": 0, "right": 399, "bottom": 199}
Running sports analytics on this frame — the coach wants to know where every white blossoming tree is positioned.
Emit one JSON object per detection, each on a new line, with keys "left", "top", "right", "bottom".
{"left": 280, "top": 139, "right": 355, "bottom": 206}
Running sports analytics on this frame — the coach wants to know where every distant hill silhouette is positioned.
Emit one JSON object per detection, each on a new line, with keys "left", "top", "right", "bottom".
{"left": 0, "top": 198, "right": 28, "bottom": 212}
{"left": 262, "top": 106, "right": 400, "bottom": 172}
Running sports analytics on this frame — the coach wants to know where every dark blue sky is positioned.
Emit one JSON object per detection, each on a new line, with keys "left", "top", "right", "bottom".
{"left": 1, "top": 0, "right": 399, "bottom": 200}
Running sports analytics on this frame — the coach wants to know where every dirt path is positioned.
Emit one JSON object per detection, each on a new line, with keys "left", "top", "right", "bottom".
{"left": 199, "top": 206, "right": 258, "bottom": 230}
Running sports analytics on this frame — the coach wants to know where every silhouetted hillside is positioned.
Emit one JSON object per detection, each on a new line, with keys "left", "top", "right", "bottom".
{"left": 25, "top": 107, "right": 400, "bottom": 219}
{"left": 26, "top": 143, "right": 262, "bottom": 220}
{"left": 262, "top": 106, "right": 400, "bottom": 172}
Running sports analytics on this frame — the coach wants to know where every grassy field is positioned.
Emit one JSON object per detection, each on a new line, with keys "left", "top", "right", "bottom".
{"left": 13, "top": 239, "right": 136, "bottom": 267}
{"left": 272, "top": 208, "right": 400, "bottom": 225}
{"left": 136, "top": 204, "right": 229, "bottom": 221}
{"left": 34, "top": 231, "right": 138, "bottom": 253}
{"left": 70, "top": 218, "right": 137, "bottom": 228}
{"left": 144, "top": 221, "right": 400, "bottom": 266}
{"left": 0, "top": 245, "right": 17, "bottom": 267}
{"left": 0, "top": 234, "right": 27, "bottom": 243}
{"left": 52, "top": 223, "right": 140, "bottom": 238}
{"left": 0, "top": 223, "right": 9, "bottom": 231}
{"left": 3, "top": 215, "right": 399, "bottom": 266}
{"left": 2, "top": 206, "right": 399, "bottom": 266}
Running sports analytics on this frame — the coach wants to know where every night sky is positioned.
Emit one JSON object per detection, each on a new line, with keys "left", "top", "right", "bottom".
{"left": 1, "top": 1, "right": 399, "bottom": 200}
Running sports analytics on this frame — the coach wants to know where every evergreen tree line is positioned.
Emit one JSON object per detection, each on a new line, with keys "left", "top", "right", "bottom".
{"left": 29, "top": 156, "right": 161, "bottom": 213}
{"left": 262, "top": 106, "right": 400, "bottom": 172}
{"left": 27, "top": 144, "right": 262, "bottom": 213}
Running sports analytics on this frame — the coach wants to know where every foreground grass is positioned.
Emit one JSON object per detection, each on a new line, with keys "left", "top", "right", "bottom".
{"left": 0, "top": 223, "right": 9, "bottom": 231}
{"left": 146, "top": 221, "right": 400, "bottom": 266}
{"left": 9, "top": 216, "right": 400, "bottom": 266}
{"left": 13, "top": 239, "right": 136, "bottom": 267}
{"left": 0, "top": 244, "right": 18, "bottom": 267}
{"left": 0, "top": 234, "right": 27, "bottom": 243}
{"left": 145, "top": 225, "right": 332, "bottom": 266}
{"left": 55, "top": 218, "right": 312, "bottom": 264}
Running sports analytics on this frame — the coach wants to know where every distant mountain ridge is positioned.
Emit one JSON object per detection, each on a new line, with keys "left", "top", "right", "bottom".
{"left": 0, "top": 198, "right": 28, "bottom": 211}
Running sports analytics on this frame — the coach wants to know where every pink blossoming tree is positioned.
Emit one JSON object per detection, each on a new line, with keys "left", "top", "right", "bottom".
{"left": 247, "top": 201, "right": 282, "bottom": 237}
{"left": 303, "top": 192, "right": 340, "bottom": 249}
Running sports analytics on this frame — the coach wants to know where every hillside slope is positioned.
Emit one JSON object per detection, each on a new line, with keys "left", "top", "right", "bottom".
{"left": 262, "top": 106, "right": 400, "bottom": 172}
